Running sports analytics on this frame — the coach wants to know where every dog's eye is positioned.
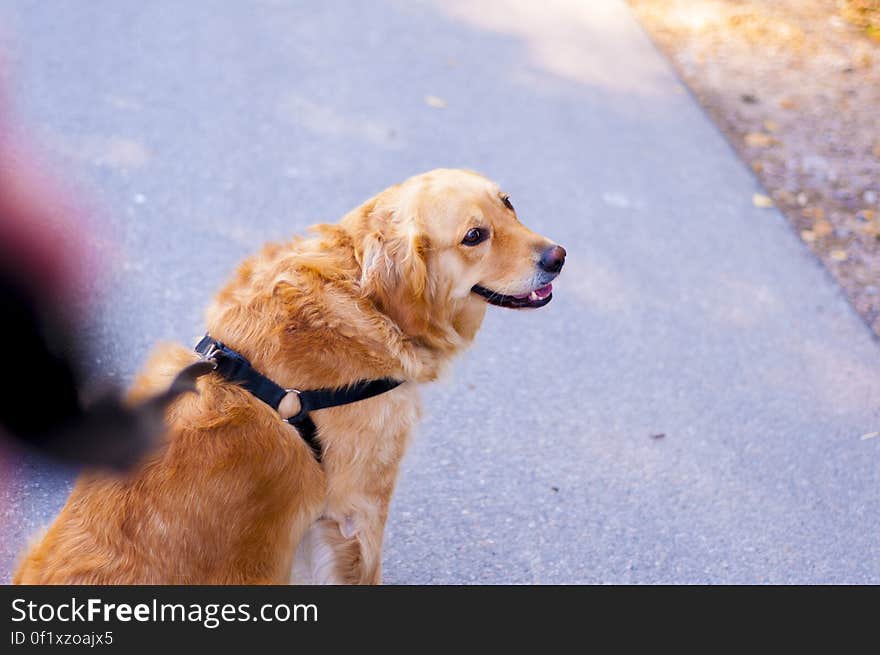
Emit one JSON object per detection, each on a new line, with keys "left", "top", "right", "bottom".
{"left": 501, "top": 195, "right": 514, "bottom": 211}
{"left": 461, "top": 227, "right": 489, "bottom": 246}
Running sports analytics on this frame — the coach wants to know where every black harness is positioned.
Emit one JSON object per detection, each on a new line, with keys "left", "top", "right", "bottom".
{"left": 193, "top": 335, "right": 402, "bottom": 462}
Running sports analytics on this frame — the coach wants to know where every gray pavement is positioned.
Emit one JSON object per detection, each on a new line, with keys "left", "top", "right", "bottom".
{"left": 2, "top": 0, "right": 879, "bottom": 584}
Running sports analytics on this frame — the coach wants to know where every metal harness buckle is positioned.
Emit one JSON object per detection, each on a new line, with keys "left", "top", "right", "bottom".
{"left": 199, "top": 342, "right": 220, "bottom": 369}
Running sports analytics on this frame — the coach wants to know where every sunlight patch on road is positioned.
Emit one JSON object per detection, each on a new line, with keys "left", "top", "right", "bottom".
{"left": 435, "top": 0, "right": 670, "bottom": 96}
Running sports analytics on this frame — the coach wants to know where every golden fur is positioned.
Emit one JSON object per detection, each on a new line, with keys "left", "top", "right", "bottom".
{"left": 14, "top": 168, "right": 560, "bottom": 584}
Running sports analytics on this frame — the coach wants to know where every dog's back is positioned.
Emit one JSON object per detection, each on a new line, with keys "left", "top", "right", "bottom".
{"left": 14, "top": 343, "right": 326, "bottom": 584}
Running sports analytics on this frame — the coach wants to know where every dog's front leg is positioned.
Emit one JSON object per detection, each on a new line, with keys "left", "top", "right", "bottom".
{"left": 291, "top": 518, "right": 344, "bottom": 584}
{"left": 291, "top": 497, "right": 392, "bottom": 585}
{"left": 292, "top": 417, "right": 413, "bottom": 585}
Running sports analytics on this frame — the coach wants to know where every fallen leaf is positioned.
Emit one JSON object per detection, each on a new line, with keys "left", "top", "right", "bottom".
{"left": 763, "top": 119, "right": 779, "bottom": 132}
{"left": 774, "top": 189, "right": 796, "bottom": 205}
{"left": 860, "top": 431, "right": 880, "bottom": 440}
{"left": 745, "top": 132, "right": 776, "bottom": 148}
{"left": 874, "top": 143, "right": 880, "bottom": 159}
{"left": 752, "top": 193, "right": 774, "bottom": 208}
{"left": 861, "top": 222, "right": 880, "bottom": 237}
{"left": 780, "top": 98, "right": 796, "bottom": 110}
{"left": 830, "top": 249, "right": 848, "bottom": 261}
{"left": 813, "top": 219, "right": 832, "bottom": 237}
{"left": 801, "top": 229, "right": 816, "bottom": 242}
{"left": 424, "top": 95, "right": 447, "bottom": 109}
{"left": 802, "top": 206, "right": 825, "bottom": 220}
{"left": 751, "top": 160, "right": 765, "bottom": 173}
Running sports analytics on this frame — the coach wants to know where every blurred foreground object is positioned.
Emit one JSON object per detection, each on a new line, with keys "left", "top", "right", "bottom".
{"left": 0, "top": 86, "right": 194, "bottom": 470}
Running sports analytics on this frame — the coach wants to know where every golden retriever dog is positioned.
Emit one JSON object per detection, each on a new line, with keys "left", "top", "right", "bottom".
{"left": 13, "top": 168, "right": 565, "bottom": 584}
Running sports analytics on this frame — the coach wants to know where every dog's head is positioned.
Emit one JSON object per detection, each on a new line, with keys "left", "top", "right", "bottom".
{"left": 348, "top": 168, "right": 565, "bottom": 345}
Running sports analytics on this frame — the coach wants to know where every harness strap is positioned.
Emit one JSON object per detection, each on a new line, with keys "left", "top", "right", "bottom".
{"left": 194, "top": 335, "right": 402, "bottom": 462}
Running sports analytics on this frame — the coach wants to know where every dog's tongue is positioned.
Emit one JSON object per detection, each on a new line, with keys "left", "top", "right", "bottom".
{"left": 515, "top": 283, "right": 553, "bottom": 301}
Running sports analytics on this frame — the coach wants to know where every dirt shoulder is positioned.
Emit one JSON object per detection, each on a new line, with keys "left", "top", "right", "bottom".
{"left": 628, "top": 0, "right": 880, "bottom": 333}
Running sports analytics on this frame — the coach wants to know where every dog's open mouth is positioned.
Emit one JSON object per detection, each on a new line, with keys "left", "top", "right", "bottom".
{"left": 471, "top": 283, "right": 553, "bottom": 309}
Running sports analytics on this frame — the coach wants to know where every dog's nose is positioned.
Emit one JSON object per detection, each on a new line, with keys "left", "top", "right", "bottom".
{"left": 539, "top": 245, "right": 566, "bottom": 274}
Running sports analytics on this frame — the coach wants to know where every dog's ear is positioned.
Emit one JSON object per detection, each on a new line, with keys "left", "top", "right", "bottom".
{"left": 359, "top": 217, "right": 432, "bottom": 337}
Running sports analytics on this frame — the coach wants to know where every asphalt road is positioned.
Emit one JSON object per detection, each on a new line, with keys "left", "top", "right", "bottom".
{"left": 2, "top": 0, "right": 879, "bottom": 584}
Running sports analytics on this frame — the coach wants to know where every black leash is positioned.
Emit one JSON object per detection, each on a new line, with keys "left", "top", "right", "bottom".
{"left": 193, "top": 335, "right": 402, "bottom": 462}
